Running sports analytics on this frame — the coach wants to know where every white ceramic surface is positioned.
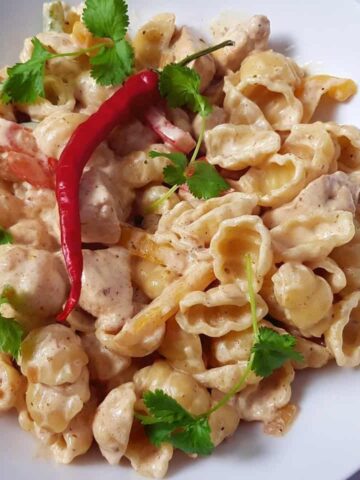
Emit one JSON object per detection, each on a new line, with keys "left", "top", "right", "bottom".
{"left": 1, "top": 1, "right": 360, "bottom": 479}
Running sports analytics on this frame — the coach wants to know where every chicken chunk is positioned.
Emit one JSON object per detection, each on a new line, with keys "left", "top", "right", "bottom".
{"left": 79, "top": 248, "right": 133, "bottom": 332}
{"left": 211, "top": 15, "right": 270, "bottom": 74}
{"left": 0, "top": 245, "right": 68, "bottom": 320}
{"left": 161, "top": 27, "right": 216, "bottom": 92}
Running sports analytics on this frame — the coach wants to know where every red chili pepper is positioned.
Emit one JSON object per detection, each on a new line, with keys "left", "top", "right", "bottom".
{"left": 56, "top": 70, "right": 160, "bottom": 322}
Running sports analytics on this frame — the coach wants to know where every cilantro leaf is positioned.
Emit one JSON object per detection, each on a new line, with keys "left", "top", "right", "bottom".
{"left": 149, "top": 151, "right": 188, "bottom": 186}
{"left": 159, "top": 64, "right": 212, "bottom": 117}
{"left": 0, "top": 316, "right": 24, "bottom": 360}
{"left": 251, "top": 327, "right": 304, "bottom": 378}
{"left": 82, "top": 0, "right": 129, "bottom": 42}
{"left": 171, "top": 417, "right": 214, "bottom": 456}
{"left": 138, "top": 390, "right": 214, "bottom": 456}
{"left": 1, "top": 38, "right": 51, "bottom": 104}
{"left": 90, "top": 39, "right": 134, "bottom": 86}
{"left": 143, "top": 389, "right": 194, "bottom": 424}
{"left": 187, "top": 162, "right": 230, "bottom": 199}
{"left": 0, "top": 227, "right": 13, "bottom": 245}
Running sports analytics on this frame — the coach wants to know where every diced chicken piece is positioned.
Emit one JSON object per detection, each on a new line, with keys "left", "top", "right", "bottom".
{"left": 263, "top": 172, "right": 360, "bottom": 229}
{"left": 9, "top": 218, "right": 58, "bottom": 250}
{"left": 80, "top": 168, "right": 123, "bottom": 245}
{"left": 0, "top": 183, "right": 24, "bottom": 228}
{"left": 0, "top": 245, "right": 68, "bottom": 319}
{"left": 161, "top": 27, "right": 216, "bottom": 92}
{"left": 79, "top": 248, "right": 133, "bottom": 332}
{"left": 108, "top": 120, "right": 157, "bottom": 156}
{"left": 211, "top": 15, "right": 270, "bottom": 74}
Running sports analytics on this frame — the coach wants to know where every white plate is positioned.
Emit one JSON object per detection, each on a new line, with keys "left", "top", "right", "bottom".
{"left": 1, "top": 1, "right": 360, "bottom": 479}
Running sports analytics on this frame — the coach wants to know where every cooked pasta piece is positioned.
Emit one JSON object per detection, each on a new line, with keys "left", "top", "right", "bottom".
{"left": 306, "top": 257, "right": 347, "bottom": 294}
{"left": 271, "top": 211, "right": 355, "bottom": 263}
{"left": 325, "top": 292, "right": 360, "bottom": 367}
{"left": 331, "top": 220, "right": 360, "bottom": 296}
{"left": 297, "top": 75, "right": 357, "bottom": 123}
{"left": 133, "top": 14, "right": 176, "bottom": 69}
{"left": 325, "top": 122, "right": 360, "bottom": 173}
{"left": 205, "top": 124, "right": 280, "bottom": 170}
{"left": 0, "top": 184, "right": 24, "bottom": 228}
{"left": 263, "top": 172, "right": 359, "bottom": 228}
{"left": 93, "top": 382, "right": 136, "bottom": 464}
{"left": 236, "top": 153, "right": 306, "bottom": 207}
{"left": 9, "top": 218, "right": 58, "bottom": 250}
{"left": 165, "top": 192, "right": 257, "bottom": 248}
{"left": 131, "top": 258, "right": 179, "bottom": 301}
{"left": 223, "top": 72, "right": 272, "bottom": 129}
{"left": 134, "top": 360, "right": 211, "bottom": 416}
{"left": 209, "top": 389, "right": 241, "bottom": 447}
{"left": 158, "top": 318, "right": 205, "bottom": 374}
{"left": 211, "top": 15, "right": 270, "bottom": 73}
{"left": 21, "top": 324, "right": 88, "bottom": 386}
{"left": 137, "top": 185, "right": 180, "bottom": 217}
{"left": 50, "top": 395, "right": 97, "bottom": 464}
{"left": 237, "top": 363, "right": 295, "bottom": 426}
{"left": 118, "top": 145, "right": 172, "bottom": 189}
{"left": 34, "top": 111, "right": 88, "bottom": 159}
{"left": 293, "top": 337, "right": 330, "bottom": 370}
{"left": 100, "top": 262, "right": 215, "bottom": 357}
{"left": 210, "top": 328, "right": 256, "bottom": 366}
{"left": 73, "top": 70, "right": 115, "bottom": 114}
{"left": 194, "top": 363, "right": 260, "bottom": 394}
{"left": 210, "top": 215, "right": 273, "bottom": 291}
{"left": 272, "top": 262, "right": 333, "bottom": 337}
{"left": 235, "top": 50, "right": 304, "bottom": 130}
{"left": 26, "top": 367, "right": 90, "bottom": 433}
{"left": 119, "top": 224, "right": 189, "bottom": 274}
{"left": 125, "top": 421, "right": 173, "bottom": 479}
{"left": 81, "top": 333, "right": 130, "bottom": 382}
{"left": 177, "top": 283, "right": 268, "bottom": 337}
{"left": 0, "top": 354, "right": 25, "bottom": 412}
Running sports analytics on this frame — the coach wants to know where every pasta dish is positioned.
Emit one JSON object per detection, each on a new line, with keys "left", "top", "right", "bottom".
{"left": 0, "top": 0, "right": 359, "bottom": 478}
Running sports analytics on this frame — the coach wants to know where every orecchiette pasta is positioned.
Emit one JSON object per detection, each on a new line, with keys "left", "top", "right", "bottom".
{"left": 271, "top": 211, "right": 355, "bottom": 263}
{"left": 158, "top": 317, "right": 205, "bottom": 374}
{"left": 134, "top": 360, "right": 211, "bottom": 416}
{"left": 50, "top": 395, "right": 97, "bottom": 464}
{"left": 125, "top": 422, "right": 173, "bottom": 479}
{"left": 208, "top": 389, "right": 241, "bottom": 447}
{"left": 93, "top": 382, "right": 136, "bottom": 464}
{"left": 272, "top": 262, "right": 334, "bottom": 337}
{"left": 210, "top": 215, "right": 273, "bottom": 291}
{"left": 237, "top": 363, "right": 295, "bottom": 425}
{"left": 236, "top": 153, "right": 306, "bottom": 207}
{"left": 325, "top": 292, "right": 360, "bottom": 367}
{"left": 131, "top": 257, "right": 179, "bottom": 300}
{"left": 0, "top": 354, "right": 25, "bottom": 412}
{"left": 176, "top": 284, "right": 268, "bottom": 337}
{"left": 21, "top": 324, "right": 88, "bottom": 386}
{"left": 194, "top": 363, "right": 260, "bottom": 394}
{"left": 81, "top": 333, "right": 130, "bottom": 382}
{"left": 296, "top": 75, "right": 357, "bottom": 123}
{"left": 25, "top": 367, "right": 90, "bottom": 433}
{"left": 205, "top": 124, "right": 280, "bottom": 170}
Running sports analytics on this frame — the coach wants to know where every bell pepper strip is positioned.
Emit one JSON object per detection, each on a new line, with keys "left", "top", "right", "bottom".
{"left": 144, "top": 106, "right": 196, "bottom": 154}
{"left": 56, "top": 70, "right": 160, "bottom": 322}
{"left": 0, "top": 118, "right": 56, "bottom": 188}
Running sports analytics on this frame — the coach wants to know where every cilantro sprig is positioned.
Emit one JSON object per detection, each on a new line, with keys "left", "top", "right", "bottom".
{"left": 148, "top": 63, "right": 230, "bottom": 211}
{"left": 137, "top": 255, "right": 303, "bottom": 455}
{"left": 1, "top": 0, "right": 134, "bottom": 104}
{"left": 0, "top": 286, "right": 25, "bottom": 360}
